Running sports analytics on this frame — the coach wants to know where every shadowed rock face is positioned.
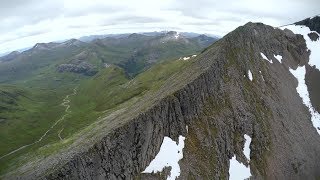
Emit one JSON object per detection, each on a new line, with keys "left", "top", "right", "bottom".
{"left": 57, "top": 62, "right": 97, "bottom": 76}
{"left": 295, "top": 16, "right": 320, "bottom": 34}
{"left": 308, "top": 32, "right": 319, "bottom": 41}
{"left": 306, "top": 65, "right": 320, "bottom": 113}
{"left": 56, "top": 51, "right": 98, "bottom": 76}
{"left": 4, "top": 23, "right": 320, "bottom": 180}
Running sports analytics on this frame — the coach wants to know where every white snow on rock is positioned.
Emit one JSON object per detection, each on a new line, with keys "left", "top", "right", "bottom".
{"left": 180, "top": 55, "right": 197, "bottom": 61}
{"left": 281, "top": 24, "right": 320, "bottom": 135}
{"left": 143, "top": 135, "right": 186, "bottom": 180}
{"left": 248, "top": 70, "right": 253, "bottom": 81}
{"left": 282, "top": 25, "right": 320, "bottom": 70}
{"left": 243, "top": 134, "right": 251, "bottom": 161}
{"left": 229, "top": 134, "right": 252, "bottom": 180}
{"left": 260, "top": 52, "right": 273, "bottom": 63}
{"left": 289, "top": 67, "right": 320, "bottom": 135}
{"left": 274, "top": 54, "right": 282, "bottom": 63}
{"left": 174, "top": 32, "right": 180, "bottom": 39}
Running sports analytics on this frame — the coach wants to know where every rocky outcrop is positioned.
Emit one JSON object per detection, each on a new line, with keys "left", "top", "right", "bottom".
{"left": 57, "top": 62, "right": 97, "bottom": 76}
{"left": 295, "top": 16, "right": 320, "bottom": 34}
{"left": 308, "top": 32, "right": 319, "bottom": 41}
{"left": 306, "top": 65, "right": 320, "bottom": 113}
{"left": 57, "top": 51, "right": 99, "bottom": 76}
{"left": 5, "top": 22, "right": 320, "bottom": 180}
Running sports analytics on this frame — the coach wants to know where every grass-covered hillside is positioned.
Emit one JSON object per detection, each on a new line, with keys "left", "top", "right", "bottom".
{"left": 0, "top": 31, "right": 209, "bottom": 175}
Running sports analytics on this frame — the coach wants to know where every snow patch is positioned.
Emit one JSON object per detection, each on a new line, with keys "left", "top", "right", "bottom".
{"left": 243, "top": 134, "right": 251, "bottom": 161}
{"left": 282, "top": 25, "right": 320, "bottom": 70}
{"left": 143, "top": 135, "right": 186, "bottom": 180}
{"left": 248, "top": 70, "right": 253, "bottom": 81}
{"left": 274, "top": 54, "right": 282, "bottom": 63}
{"left": 289, "top": 67, "right": 320, "bottom": 134}
{"left": 180, "top": 55, "right": 197, "bottom": 61}
{"left": 174, "top": 32, "right": 180, "bottom": 39}
{"left": 229, "top": 134, "right": 252, "bottom": 180}
{"left": 260, "top": 52, "right": 272, "bottom": 63}
{"left": 282, "top": 24, "right": 320, "bottom": 134}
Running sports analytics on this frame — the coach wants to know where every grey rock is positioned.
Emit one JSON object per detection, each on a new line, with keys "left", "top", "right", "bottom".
{"left": 306, "top": 64, "right": 320, "bottom": 113}
{"left": 57, "top": 51, "right": 98, "bottom": 76}
{"left": 308, "top": 32, "right": 319, "bottom": 41}
{"left": 295, "top": 16, "right": 320, "bottom": 34}
{"left": 57, "top": 62, "right": 97, "bottom": 76}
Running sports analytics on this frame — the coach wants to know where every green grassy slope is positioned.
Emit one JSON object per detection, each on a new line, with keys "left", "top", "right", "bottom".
{"left": 0, "top": 57, "right": 194, "bottom": 175}
{"left": 0, "top": 33, "right": 216, "bottom": 175}
{"left": 0, "top": 46, "right": 86, "bottom": 84}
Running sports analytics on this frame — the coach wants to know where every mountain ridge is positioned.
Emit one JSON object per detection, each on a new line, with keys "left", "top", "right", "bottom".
{"left": 0, "top": 32, "right": 217, "bottom": 59}
{"left": 3, "top": 21, "right": 320, "bottom": 179}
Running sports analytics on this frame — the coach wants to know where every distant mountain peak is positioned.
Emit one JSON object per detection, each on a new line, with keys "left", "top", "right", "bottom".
{"left": 33, "top": 43, "right": 50, "bottom": 50}
{"left": 157, "top": 31, "right": 186, "bottom": 43}
{"left": 60, "top": 39, "right": 85, "bottom": 47}
{"left": 32, "top": 42, "right": 61, "bottom": 51}
{"left": 164, "top": 31, "right": 180, "bottom": 38}
{"left": 30, "top": 39, "right": 85, "bottom": 52}
{"left": 0, "top": 51, "right": 20, "bottom": 62}
{"left": 127, "top": 33, "right": 146, "bottom": 39}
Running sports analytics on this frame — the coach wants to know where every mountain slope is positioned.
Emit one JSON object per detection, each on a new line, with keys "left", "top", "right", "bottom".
{"left": 288, "top": 16, "right": 320, "bottom": 122}
{"left": 91, "top": 32, "right": 216, "bottom": 76}
{"left": 0, "top": 32, "right": 217, "bottom": 82}
{"left": 0, "top": 31, "right": 217, "bottom": 178}
{"left": 3, "top": 21, "right": 320, "bottom": 179}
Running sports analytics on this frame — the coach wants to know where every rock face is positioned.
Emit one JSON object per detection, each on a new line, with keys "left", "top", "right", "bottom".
{"left": 308, "top": 32, "right": 319, "bottom": 41}
{"left": 57, "top": 62, "right": 97, "bottom": 76}
{"left": 57, "top": 51, "right": 98, "bottom": 76}
{"left": 295, "top": 16, "right": 320, "bottom": 33}
{"left": 306, "top": 65, "right": 320, "bottom": 113}
{"left": 5, "top": 23, "right": 320, "bottom": 180}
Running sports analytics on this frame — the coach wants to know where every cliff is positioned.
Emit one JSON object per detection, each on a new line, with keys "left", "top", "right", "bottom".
{"left": 4, "top": 22, "right": 320, "bottom": 180}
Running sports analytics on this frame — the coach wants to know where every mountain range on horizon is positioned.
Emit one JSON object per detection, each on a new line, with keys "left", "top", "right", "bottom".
{"left": 0, "top": 31, "right": 219, "bottom": 58}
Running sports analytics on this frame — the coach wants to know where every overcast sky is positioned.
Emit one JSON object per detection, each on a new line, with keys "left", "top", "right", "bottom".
{"left": 0, "top": 0, "right": 319, "bottom": 54}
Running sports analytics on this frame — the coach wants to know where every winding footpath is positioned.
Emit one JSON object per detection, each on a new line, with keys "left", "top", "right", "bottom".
{"left": 0, "top": 87, "right": 77, "bottom": 160}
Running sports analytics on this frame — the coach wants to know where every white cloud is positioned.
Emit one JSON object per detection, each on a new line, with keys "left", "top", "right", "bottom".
{"left": 0, "top": 0, "right": 319, "bottom": 54}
